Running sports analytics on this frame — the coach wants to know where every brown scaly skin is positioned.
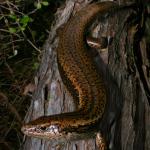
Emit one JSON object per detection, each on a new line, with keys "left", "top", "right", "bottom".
{"left": 21, "top": 1, "right": 134, "bottom": 147}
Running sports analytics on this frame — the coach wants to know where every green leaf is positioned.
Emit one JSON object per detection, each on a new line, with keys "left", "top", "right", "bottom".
{"left": 31, "top": 30, "right": 36, "bottom": 40}
{"left": 9, "top": 27, "right": 17, "bottom": 33}
{"left": 29, "top": 17, "right": 33, "bottom": 22}
{"left": 20, "top": 15, "right": 30, "bottom": 24}
{"left": 35, "top": 2, "right": 42, "bottom": 9}
{"left": 20, "top": 26, "right": 26, "bottom": 31}
{"left": 33, "top": 62, "right": 39, "bottom": 70}
{"left": 9, "top": 14, "right": 17, "bottom": 20}
{"left": 42, "top": 1, "right": 49, "bottom": 6}
{"left": 16, "top": 18, "right": 20, "bottom": 22}
{"left": 0, "top": 16, "right": 4, "bottom": 20}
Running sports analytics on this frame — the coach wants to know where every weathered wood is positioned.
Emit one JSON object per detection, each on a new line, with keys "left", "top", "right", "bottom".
{"left": 22, "top": 0, "right": 150, "bottom": 150}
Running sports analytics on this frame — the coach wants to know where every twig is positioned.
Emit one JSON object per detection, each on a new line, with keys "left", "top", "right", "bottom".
{"left": 6, "top": 0, "right": 19, "bottom": 10}
{"left": 0, "top": 4, "right": 24, "bottom": 15}
{"left": 5, "top": 39, "right": 24, "bottom": 45}
{"left": 27, "top": 39, "right": 41, "bottom": 53}
{"left": 0, "top": 29, "right": 21, "bottom": 38}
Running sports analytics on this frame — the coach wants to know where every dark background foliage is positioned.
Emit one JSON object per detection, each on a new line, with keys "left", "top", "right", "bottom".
{"left": 0, "top": 0, "right": 62, "bottom": 149}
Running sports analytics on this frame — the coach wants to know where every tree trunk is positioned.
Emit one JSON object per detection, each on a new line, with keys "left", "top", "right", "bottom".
{"left": 21, "top": 0, "right": 150, "bottom": 150}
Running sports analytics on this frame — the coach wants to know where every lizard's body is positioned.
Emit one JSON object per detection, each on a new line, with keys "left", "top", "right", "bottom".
{"left": 21, "top": 1, "right": 134, "bottom": 146}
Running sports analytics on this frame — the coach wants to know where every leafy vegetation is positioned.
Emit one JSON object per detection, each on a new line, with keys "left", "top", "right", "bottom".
{"left": 0, "top": 0, "right": 60, "bottom": 149}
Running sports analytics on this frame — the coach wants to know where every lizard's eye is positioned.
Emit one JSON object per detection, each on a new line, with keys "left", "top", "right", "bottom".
{"left": 40, "top": 126, "right": 47, "bottom": 131}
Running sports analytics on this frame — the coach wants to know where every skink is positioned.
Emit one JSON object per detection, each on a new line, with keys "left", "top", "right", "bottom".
{"left": 21, "top": 1, "right": 134, "bottom": 146}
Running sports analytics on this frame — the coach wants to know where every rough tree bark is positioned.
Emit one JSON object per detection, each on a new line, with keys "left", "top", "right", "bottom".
{"left": 21, "top": 0, "right": 149, "bottom": 150}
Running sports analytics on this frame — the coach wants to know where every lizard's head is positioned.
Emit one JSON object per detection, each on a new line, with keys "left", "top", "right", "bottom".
{"left": 21, "top": 116, "right": 66, "bottom": 141}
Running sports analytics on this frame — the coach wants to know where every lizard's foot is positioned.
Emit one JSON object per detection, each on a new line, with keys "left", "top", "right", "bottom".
{"left": 96, "top": 132, "right": 107, "bottom": 150}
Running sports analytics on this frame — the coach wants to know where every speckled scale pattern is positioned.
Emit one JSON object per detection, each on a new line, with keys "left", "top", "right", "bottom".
{"left": 56, "top": 2, "right": 118, "bottom": 127}
{"left": 22, "top": 2, "right": 120, "bottom": 139}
